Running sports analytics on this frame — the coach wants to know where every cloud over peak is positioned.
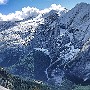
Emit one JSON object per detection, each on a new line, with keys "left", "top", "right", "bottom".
{"left": 40, "top": 4, "right": 66, "bottom": 14}
{"left": 0, "top": 4, "right": 67, "bottom": 21}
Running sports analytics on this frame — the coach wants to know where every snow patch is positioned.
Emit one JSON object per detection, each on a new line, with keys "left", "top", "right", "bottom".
{"left": 34, "top": 48, "right": 50, "bottom": 55}
{"left": 0, "top": 86, "right": 10, "bottom": 90}
{"left": 65, "top": 43, "right": 80, "bottom": 60}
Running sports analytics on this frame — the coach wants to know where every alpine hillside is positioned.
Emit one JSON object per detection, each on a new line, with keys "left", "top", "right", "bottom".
{"left": 0, "top": 2, "right": 90, "bottom": 89}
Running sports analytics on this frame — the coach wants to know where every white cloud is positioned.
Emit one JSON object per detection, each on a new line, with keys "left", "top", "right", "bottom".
{"left": 40, "top": 4, "right": 66, "bottom": 14}
{"left": 0, "top": 0, "right": 8, "bottom": 4}
{"left": 0, "top": 4, "right": 66, "bottom": 21}
{"left": 0, "top": 6, "right": 40, "bottom": 21}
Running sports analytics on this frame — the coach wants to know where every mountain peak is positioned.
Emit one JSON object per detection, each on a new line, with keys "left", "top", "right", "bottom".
{"left": 77, "top": 2, "right": 89, "bottom": 6}
{"left": 75, "top": 2, "right": 90, "bottom": 10}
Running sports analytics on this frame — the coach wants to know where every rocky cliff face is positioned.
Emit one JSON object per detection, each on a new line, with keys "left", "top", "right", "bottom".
{"left": 0, "top": 2, "right": 90, "bottom": 87}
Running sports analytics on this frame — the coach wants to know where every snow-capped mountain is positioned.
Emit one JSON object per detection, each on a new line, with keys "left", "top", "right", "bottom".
{"left": 0, "top": 4, "right": 67, "bottom": 83}
{"left": 0, "top": 2, "right": 90, "bottom": 87}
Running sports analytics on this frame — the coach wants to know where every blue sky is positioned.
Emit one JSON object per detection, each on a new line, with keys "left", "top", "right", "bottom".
{"left": 0, "top": 0, "right": 90, "bottom": 14}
